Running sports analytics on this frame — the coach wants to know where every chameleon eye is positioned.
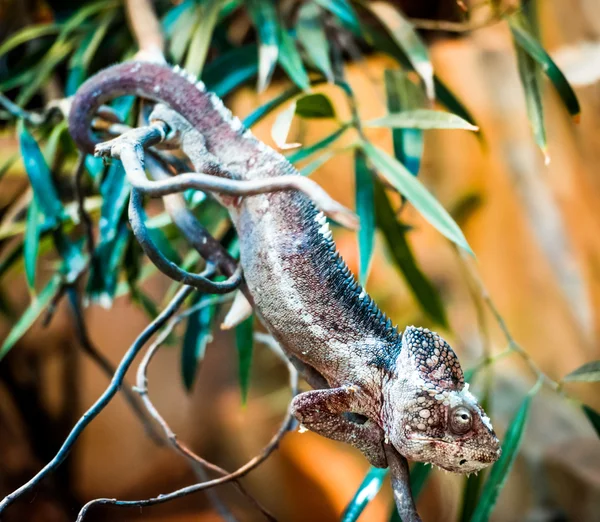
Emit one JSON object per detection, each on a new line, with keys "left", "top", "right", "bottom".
{"left": 450, "top": 406, "right": 472, "bottom": 435}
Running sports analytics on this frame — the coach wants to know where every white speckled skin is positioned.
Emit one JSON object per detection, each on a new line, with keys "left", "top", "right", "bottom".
{"left": 69, "top": 61, "right": 501, "bottom": 473}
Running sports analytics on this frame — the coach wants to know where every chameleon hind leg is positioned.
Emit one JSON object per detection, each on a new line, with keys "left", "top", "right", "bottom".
{"left": 291, "top": 386, "right": 387, "bottom": 468}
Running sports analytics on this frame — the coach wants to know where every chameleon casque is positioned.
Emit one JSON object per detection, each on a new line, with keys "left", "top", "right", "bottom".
{"left": 69, "top": 62, "right": 500, "bottom": 486}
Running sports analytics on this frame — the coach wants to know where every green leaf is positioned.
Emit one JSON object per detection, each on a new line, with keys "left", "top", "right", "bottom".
{"left": 296, "top": 93, "right": 336, "bottom": 119}
{"left": 246, "top": 0, "right": 280, "bottom": 92}
{"left": 509, "top": 13, "right": 580, "bottom": 119}
{"left": 286, "top": 124, "right": 348, "bottom": 164}
{"left": 366, "top": 109, "right": 478, "bottom": 131}
{"left": 278, "top": 27, "right": 310, "bottom": 91}
{"left": 181, "top": 294, "right": 216, "bottom": 390}
{"left": 511, "top": 23, "right": 549, "bottom": 163}
{"left": 203, "top": 44, "right": 258, "bottom": 97}
{"left": 299, "top": 150, "right": 336, "bottom": 176}
{"left": 563, "top": 360, "right": 600, "bottom": 382}
{"left": 297, "top": 2, "right": 333, "bottom": 82}
{"left": 341, "top": 467, "right": 388, "bottom": 522}
{"left": 24, "top": 198, "right": 41, "bottom": 291}
{"left": 362, "top": 140, "right": 472, "bottom": 254}
{"left": 235, "top": 315, "right": 254, "bottom": 404}
{"left": 373, "top": 177, "right": 447, "bottom": 327}
{"left": 0, "top": 24, "right": 60, "bottom": 58}
{"left": 18, "top": 121, "right": 64, "bottom": 226}
{"left": 471, "top": 384, "right": 540, "bottom": 522}
{"left": 243, "top": 85, "right": 302, "bottom": 128}
{"left": 271, "top": 101, "right": 299, "bottom": 149}
{"left": 410, "top": 462, "right": 432, "bottom": 498}
{"left": 169, "top": 1, "right": 200, "bottom": 63}
{"left": 434, "top": 76, "right": 478, "bottom": 129}
{"left": 16, "top": 39, "right": 75, "bottom": 107}
{"left": 385, "top": 70, "right": 426, "bottom": 176}
{"left": 66, "top": 11, "right": 115, "bottom": 95}
{"left": 367, "top": 2, "right": 434, "bottom": 100}
{"left": 582, "top": 405, "right": 600, "bottom": 438}
{"left": 0, "top": 275, "right": 62, "bottom": 360}
{"left": 354, "top": 149, "right": 375, "bottom": 287}
{"left": 314, "top": 0, "right": 361, "bottom": 36}
{"left": 184, "top": 0, "right": 223, "bottom": 77}
{"left": 53, "top": 230, "right": 87, "bottom": 283}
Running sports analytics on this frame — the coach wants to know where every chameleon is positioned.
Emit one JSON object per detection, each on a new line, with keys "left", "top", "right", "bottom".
{"left": 69, "top": 61, "right": 501, "bottom": 481}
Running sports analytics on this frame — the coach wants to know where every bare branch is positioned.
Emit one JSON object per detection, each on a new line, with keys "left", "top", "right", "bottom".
{"left": 76, "top": 328, "right": 299, "bottom": 521}
{"left": 132, "top": 295, "right": 276, "bottom": 521}
{"left": 0, "top": 286, "right": 194, "bottom": 514}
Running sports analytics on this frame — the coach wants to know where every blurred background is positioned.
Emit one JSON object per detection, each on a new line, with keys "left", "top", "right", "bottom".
{"left": 0, "top": 0, "right": 599, "bottom": 521}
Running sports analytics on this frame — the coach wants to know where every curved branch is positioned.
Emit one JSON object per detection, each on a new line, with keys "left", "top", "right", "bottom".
{"left": 76, "top": 341, "right": 299, "bottom": 520}
{"left": 0, "top": 286, "right": 194, "bottom": 514}
{"left": 128, "top": 188, "right": 243, "bottom": 293}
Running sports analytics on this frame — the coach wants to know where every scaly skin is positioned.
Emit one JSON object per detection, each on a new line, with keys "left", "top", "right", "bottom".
{"left": 69, "top": 61, "right": 501, "bottom": 473}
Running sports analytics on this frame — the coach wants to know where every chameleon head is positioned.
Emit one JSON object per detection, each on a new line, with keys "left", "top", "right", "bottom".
{"left": 382, "top": 326, "right": 501, "bottom": 473}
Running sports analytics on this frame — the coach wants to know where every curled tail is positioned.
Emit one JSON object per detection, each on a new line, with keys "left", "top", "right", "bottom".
{"left": 68, "top": 61, "right": 255, "bottom": 161}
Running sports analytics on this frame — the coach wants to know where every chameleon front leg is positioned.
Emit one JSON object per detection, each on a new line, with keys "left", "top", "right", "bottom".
{"left": 291, "top": 386, "right": 387, "bottom": 468}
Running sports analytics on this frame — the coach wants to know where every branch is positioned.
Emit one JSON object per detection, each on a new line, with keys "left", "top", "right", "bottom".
{"left": 0, "top": 286, "right": 194, "bottom": 514}
{"left": 133, "top": 295, "right": 276, "bottom": 521}
{"left": 76, "top": 331, "right": 299, "bottom": 521}
{"left": 65, "top": 286, "right": 164, "bottom": 446}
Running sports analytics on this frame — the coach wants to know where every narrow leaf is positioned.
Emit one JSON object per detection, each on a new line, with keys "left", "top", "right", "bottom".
{"left": 410, "top": 462, "right": 432, "bottom": 498}
{"left": 512, "top": 27, "right": 549, "bottom": 163}
{"left": 271, "top": 101, "right": 300, "bottom": 149}
{"left": 18, "top": 121, "right": 64, "bottom": 226}
{"left": 385, "top": 70, "right": 426, "bottom": 176}
{"left": 0, "top": 24, "right": 60, "bottom": 58}
{"left": 278, "top": 26, "right": 310, "bottom": 91}
{"left": 341, "top": 467, "right": 388, "bottom": 522}
{"left": 203, "top": 44, "right": 258, "bottom": 97}
{"left": 243, "top": 85, "right": 303, "bottom": 128}
{"left": 362, "top": 140, "right": 472, "bottom": 254}
{"left": 367, "top": 109, "right": 478, "bottom": 131}
{"left": 24, "top": 198, "right": 41, "bottom": 291}
{"left": 286, "top": 124, "right": 348, "bottom": 164}
{"left": 235, "top": 315, "right": 254, "bottom": 404}
{"left": 373, "top": 177, "right": 447, "bottom": 327}
{"left": 169, "top": 1, "right": 200, "bottom": 62}
{"left": 354, "top": 149, "right": 375, "bottom": 286}
{"left": 314, "top": 0, "right": 361, "bottom": 36}
{"left": 471, "top": 384, "right": 539, "bottom": 522}
{"left": 16, "top": 39, "right": 75, "bottom": 107}
{"left": 434, "top": 76, "right": 478, "bottom": 128}
{"left": 297, "top": 2, "right": 333, "bottom": 82}
{"left": 582, "top": 405, "right": 600, "bottom": 438}
{"left": 184, "top": 0, "right": 223, "bottom": 77}
{"left": 563, "top": 360, "right": 600, "bottom": 382}
{"left": 296, "top": 93, "right": 336, "bottom": 119}
{"left": 0, "top": 275, "right": 62, "bottom": 360}
{"left": 368, "top": 2, "right": 434, "bottom": 100}
{"left": 509, "top": 13, "right": 580, "bottom": 119}
{"left": 182, "top": 294, "right": 216, "bottom": 390}
{"left": 246, "top": 0, "right": 280, "bottom": 91}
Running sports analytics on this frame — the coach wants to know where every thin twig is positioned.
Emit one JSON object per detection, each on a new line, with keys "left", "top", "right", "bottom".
{"left": 65, "top": 286, "right": 164, "bottom": 446}
{"left": 133, "top": 295, "right": 276, "bottom": 521}
{"left": 0, "top": 286, "right": 194, "bottom": 514}
{"left": 457, "top": 248, "right": 562, "bottom": 393}
{"left": 76, "top": 332, "right": 298, "bottom": 520}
